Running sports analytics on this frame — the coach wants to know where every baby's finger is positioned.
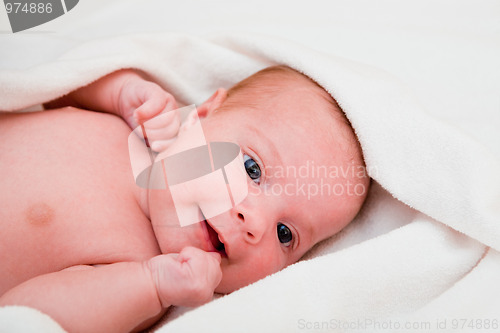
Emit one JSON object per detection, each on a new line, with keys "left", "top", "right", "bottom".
{"left": 178, "top": 246, "right": 218, "bottom": 266}
{"left": 143, "top": 110, "right": 179, "bottom": 129}
{"left": 207, "top": 252, "right": 222, "bottom": 263}
{"left": 176, "top": 246, "right": 198, "bottom": 263}
{"left": 167, "top": 253, "right": 179, "bottom": 260}
{"left": 207, "top": 256, "right": 223, "bottom": 287}
{"left": 135, "top": 98, "right": 175, "bottom": 124}
{"left": 143, "top": 120, "right": 180, "bottom": 144}
{"left": 150, "top": 138, "right": 177, "bottom": 153}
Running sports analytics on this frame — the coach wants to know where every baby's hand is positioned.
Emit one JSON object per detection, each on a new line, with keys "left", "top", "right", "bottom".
{"left": 118, "top": 76, "right": 181, "bottom": 151}
{"left": 146, "top": 247, "right": 222, "bottom": 308}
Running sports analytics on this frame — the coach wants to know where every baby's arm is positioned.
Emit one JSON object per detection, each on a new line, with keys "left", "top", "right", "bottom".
{"left": 0, "top": 248, "right": 222, "bottom": 333}
{"left": 44, "top": 69, "right": 179, "bottom": 131}
{"left": 0, "top": 261, "right": 162, "bottom": 333}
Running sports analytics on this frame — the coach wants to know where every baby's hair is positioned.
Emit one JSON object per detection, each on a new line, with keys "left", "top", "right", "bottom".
{"left": 222, "top": 65, "right": 350, "bottom": 126}
{"left": 226, "top": 65, "right": 304, "bottom": 103}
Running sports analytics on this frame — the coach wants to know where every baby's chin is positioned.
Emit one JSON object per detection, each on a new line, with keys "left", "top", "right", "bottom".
{"left": 215, "top": 275, "right": 272, "bottom": 295}
{"left": 213, "top": 267, "right": 248, "bottom": 295}
{"left": 215, "top": 264, "right": 284, "bottom": 295}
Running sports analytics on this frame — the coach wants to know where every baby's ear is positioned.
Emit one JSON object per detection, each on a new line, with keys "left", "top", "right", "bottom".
{"left": 179, "top": 88, "right": 227, "bottom": 133}
{"left": 196, "top": 88, "right": 227, "bottom": 118}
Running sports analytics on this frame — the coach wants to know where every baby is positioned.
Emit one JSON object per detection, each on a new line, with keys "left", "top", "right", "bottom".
{"left": 0, "top": 65, "right": 369, "bottom": 332}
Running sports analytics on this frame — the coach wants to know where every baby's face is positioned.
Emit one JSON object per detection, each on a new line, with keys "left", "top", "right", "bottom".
{"left": 148, "top": 84, "right": 367, "bottom": 293}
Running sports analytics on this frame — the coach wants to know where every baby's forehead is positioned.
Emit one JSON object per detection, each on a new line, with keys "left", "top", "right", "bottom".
{"left": 234, "top": 80, "right": 334, "bottom": 119}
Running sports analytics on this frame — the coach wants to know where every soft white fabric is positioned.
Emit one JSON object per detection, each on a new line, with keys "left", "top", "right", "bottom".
{"left": 1, "top": 1, "right": 499, "bottom": 332}
{"left": 0, "top": 306, "right": 66, "bottom": 333}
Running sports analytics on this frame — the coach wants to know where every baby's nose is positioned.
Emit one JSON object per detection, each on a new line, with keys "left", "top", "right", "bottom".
{"left": 235, "top": 210, "right": 266, "bottom": 245}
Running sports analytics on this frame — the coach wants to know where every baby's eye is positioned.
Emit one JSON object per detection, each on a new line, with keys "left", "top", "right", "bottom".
{"left": 277, "top": 223, "right": 293, "bottom": 247}
{"left": 243, "top": 154, "right": 261, "bottom": 184}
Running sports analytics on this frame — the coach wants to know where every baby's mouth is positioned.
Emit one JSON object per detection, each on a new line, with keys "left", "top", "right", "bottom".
{"left": 201, "top": 213, "right": 227, "bottom": 257}
{"left": 206, "top": 221, "right": 226, "bottom": 257}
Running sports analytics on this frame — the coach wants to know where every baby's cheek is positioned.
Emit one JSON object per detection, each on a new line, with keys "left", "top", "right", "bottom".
{"left": 219, "top": 255, "right": 284, "bottom": 292}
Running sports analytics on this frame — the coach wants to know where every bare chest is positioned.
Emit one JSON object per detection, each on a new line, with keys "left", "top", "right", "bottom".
{"left": 0, "top": 109, "right": 160, "bottom": 293}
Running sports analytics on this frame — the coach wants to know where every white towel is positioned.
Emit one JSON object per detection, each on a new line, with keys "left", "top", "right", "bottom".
{"left": 0, "top": 306, "right": 66, "bottom": 333}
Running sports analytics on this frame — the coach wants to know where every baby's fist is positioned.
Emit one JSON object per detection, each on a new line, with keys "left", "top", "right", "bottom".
{"left": 147, "top": 247, "right": 222, "bottom": 308}
{"left": 118, "top": 75, "right": 180, "bottom": 144}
